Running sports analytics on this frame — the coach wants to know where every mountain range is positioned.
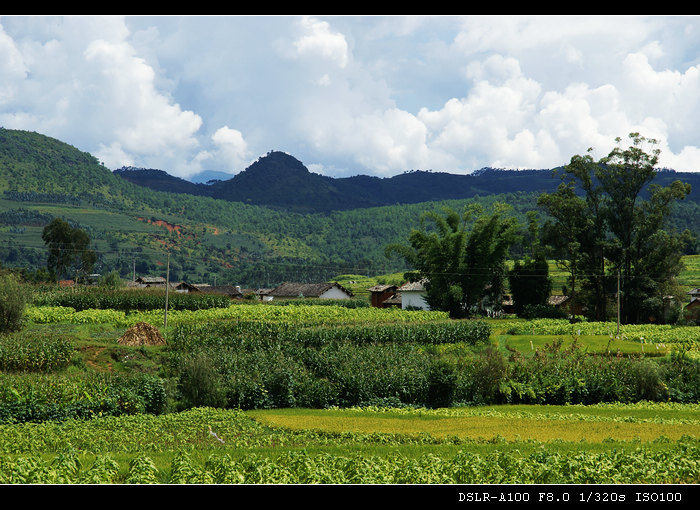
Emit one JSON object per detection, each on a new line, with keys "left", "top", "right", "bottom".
{"left": 114, "top": 150, "right": 700, "bottom": 214}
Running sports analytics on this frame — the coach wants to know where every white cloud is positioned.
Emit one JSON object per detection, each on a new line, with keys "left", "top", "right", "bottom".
{"left": 0, "top": 17, "right": 208, "bottom": 177}
{"left": 83, "top": 38, "right": 203, "bottom": 174}
{"left": 293, "top": 16, "right": 349, "bottom": 69}
{"left": 0, "top": 24, "right": 27, "bottom": 87}
{"left": 95, "top": 141, "right": 133, "bottom": 168}
{"left": 1, "top": 15, "right": 700, "bottom": 177}
{"left": 208, "top": 126, "right": 251, "bottom": 174}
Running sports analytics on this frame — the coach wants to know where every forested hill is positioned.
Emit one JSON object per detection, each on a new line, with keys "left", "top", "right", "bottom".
{"left": 114, "top": 150, "right": 700, "bottom": 214}
{"left": 114, "top": 151, "right": 562, "bottom": 213}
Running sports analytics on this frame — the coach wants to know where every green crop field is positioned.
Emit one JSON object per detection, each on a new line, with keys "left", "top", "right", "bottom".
{"left": 0, "top": 284, "right": 699, "bottom": 485}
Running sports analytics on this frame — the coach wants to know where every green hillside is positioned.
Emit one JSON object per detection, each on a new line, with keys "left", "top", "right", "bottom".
{"left": 0, "top": 129, "right": 524, "bottom": 286}
{"left": 1, "top": 128, "right": 699, "bottom": 290}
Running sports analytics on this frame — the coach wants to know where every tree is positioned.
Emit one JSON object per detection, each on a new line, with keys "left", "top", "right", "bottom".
{"left": 98, "top": 270, "right": 123, "bottom": 290}
{"left": 385, "top": 204, "right": 519, "bottom": 318}
{"left": 538, "top": 133, "right": 693, "bottom": 324}
{"left": 507, "top": 211, "right": 552, "bottom": 316}
{"left": 538, "top": 170, "right": 607, "bottom": 320}
{"left": 42, "top": 218, "right": 97, "bottom": 281}
{"left": 508, "top": 255, "right": 552, "bottom": 316}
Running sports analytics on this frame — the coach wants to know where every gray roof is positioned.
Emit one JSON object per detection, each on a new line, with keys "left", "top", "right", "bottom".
{"left": 367, "top": 284, "right": 398, "bottom": 293}
{"left": 268, "top": 282, "right": 353, "bottom": 298}
{"left": 398, "top": 280, "right": 427, "bottom": 292}
{"left": 383, "top": 293, "right": 402, "bottom": 305}
{"left": 198, "top": 285, "right": 242, "bottom": 297}
{"left": 548, "top": 295, "right": 570, "bottom": 306}
{"left": 136, "top": 276, "right": 167, "bottom": 284}
{"left": 176, "top": 282, "right": 243, "bottom": 296}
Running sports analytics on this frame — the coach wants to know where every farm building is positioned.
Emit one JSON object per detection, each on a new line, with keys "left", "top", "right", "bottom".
{"left": 132, "top": 276, "right": 168, "bottom": 288}
{"left": 253, "top": 288, "right": 275, "bottom": 301}
{"left": 175, "top": 282, "right": 244, "bottom": 298}
{"left": 367, "top": 284, "right": 398, "bottom": 308}
{"left": 685, "top": 292, "right": 700, "bottom": 323}
{"left": 267, "top": 282, "right": 354, "bottom": 300}
{"left": 397, "top": 280, "right": 430, "bottom": 310}
{"left": 382, "top": 293, "right": 402, "bottom": 308}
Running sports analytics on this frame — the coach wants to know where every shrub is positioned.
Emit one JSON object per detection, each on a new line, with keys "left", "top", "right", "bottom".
{"left": 662, "top": 350, "right": 700, "bottom": 403}
{"left": 130, "top": 374, "right": 167, "bottom": 415}
{"left": 176, "top": 352, "right": 227, "bottom": 410}
{"left": 98, "top": 270, "right": 123, "bottom": 290}
{"left": 426, "top": 358, "right": 456, "bottom": 408}
{"left": 521, "top": 303, "right": 568, "bottom": 320}
{"left": 0, "top": 272, "right": 27, "bottom": 333}
{"left": 453, "top": 346, "right": 510, "bottom": 405}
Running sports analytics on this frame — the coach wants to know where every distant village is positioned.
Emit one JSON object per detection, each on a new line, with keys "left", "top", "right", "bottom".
{"left": 61, "top": 273, "right": 700, "bottom": 322}
{"left": 129, "top": 275, "right": 700, "bottom": 322}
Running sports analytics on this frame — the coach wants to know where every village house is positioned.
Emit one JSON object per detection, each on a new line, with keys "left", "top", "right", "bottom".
{"left": 397, "top": 280, "right": 430, "bottom": 311}
{"left": 367, "top": 284, "right": 398, "bottom": 308}
{"left": 131, "top": 276, "right": 168, "bottom": 288}
{"left": 684, "top": 288, "right": 700, "bottom": 323}
{"left": 267, "top": 282, "right": 354, "bottom": 300}
{"left": 174, "top": 282, "right": 244, "bottom": 298}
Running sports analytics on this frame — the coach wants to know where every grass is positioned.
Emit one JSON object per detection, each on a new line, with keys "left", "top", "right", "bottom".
{"left": 497, "top": 334, "right": 669, "bottom": 357}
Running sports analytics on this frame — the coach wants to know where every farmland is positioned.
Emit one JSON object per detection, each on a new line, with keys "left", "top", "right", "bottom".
{"left": 0, "top": 286, "right": 699, "bottom": 485}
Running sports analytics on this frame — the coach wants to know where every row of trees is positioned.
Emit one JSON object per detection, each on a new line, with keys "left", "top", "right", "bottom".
{"left": 388, "top": 134, "right": 694, "bottom": 323}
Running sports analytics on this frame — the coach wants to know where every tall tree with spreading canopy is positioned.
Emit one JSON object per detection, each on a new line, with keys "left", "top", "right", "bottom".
{"left": 385, "top": 204, "right": 519, "bottom": 318}
{"left": 508, "top": 212, "right": 552, "bottom": 316}
{"left": 42, "top": 218, "right": 97, "bottom": 281}
{"left": 538, "top": 133, "right": 693, "bottom": 324}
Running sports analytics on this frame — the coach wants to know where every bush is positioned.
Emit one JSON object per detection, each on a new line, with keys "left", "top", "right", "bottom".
{"left": 131, "top": 374, "right": 167, "bottom": 415}
{"left": 662, "top": 350, "right": 700, "bottom": 403}
{"left": 176, "top": 352, "right": 227, "bottom": 410}
{"left": 98, "top": 270, "right": 123, "bottom": 290}
{"left": 453, "top": 346, "right": 510, "bottom": 405}
{"left": 521, "top": 303, "right": 568, "bottom": 320}
{"left": 0, "top": 272, "right": 27, "bottom": 333}
{"left": 426, "top": 358, "right": 456, "bottom": 408}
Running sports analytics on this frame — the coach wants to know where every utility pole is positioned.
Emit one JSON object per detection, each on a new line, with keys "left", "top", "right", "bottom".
{"left": 617, "top": 269, "right": 620, "bottom": 337}
{"left": 164, "top": 252, "right": 170, "bottom": 330}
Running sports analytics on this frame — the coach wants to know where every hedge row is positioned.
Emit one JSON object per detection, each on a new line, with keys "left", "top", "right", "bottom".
{"left": 168, "top": 319, "right": 492, "bottom": 352}
{"left": 0, "top": 373, "right": 166, "bottom": 424}
{"left": 32, "top": 288, "right": 231, "bottom": 312}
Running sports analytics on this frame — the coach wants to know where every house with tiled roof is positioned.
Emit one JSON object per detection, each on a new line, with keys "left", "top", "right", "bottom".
{"left": 397, "top": 280, "right": 430, "bottom": 310}
{"left": 685, "top": 289, "right": 700, "bottom": 323}
{"left": 267, "top": 282, "right": 354, "bottom": 300}
{"left": 367, "top": 284, "right": 398, "bottom": 308}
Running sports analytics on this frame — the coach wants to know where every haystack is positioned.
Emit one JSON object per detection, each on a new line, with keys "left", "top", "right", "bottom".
{"left": 118, "top": 322, "right": 166, "bottom": 346}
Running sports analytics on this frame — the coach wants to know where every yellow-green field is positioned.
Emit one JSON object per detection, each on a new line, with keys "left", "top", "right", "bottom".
{"left": 497, "top": 334, "right": 669, "bottom": 356}
{"left": 248, "top": 404, "right": 700, "bottom": 444}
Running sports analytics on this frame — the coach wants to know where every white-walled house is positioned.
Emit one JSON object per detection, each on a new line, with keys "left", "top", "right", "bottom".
{"left": 267, "top": 282, "right": 354, "bottom": 300}
{"left": 398, "top": 280, "right": 430, "bottom": 310}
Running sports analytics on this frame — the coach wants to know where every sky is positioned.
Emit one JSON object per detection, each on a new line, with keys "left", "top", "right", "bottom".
{"left": 1, "top": 15, "right": 700, "bottom": 180}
